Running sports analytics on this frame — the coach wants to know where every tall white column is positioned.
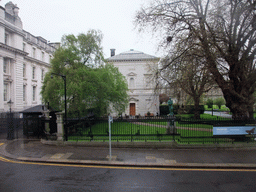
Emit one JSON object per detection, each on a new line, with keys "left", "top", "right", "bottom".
{"left": 0, "top": 57, "right": 3, "bottom": 111}
{"left": 14, "top": 55, "right": 24, "bottom": 111}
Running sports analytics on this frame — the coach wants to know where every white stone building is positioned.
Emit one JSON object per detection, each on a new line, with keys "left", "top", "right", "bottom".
{"left": 107, "top": 49, "right": 160, "bottom": 116}
{"left": 0, "top": 2, "right": 58, "bottom": 113}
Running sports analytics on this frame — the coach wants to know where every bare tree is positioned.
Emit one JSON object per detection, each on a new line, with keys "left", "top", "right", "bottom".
{"left": 135, "top": 0, "right": 256, "bottom": 120}
{"left": 160, "top": 44, "right": 214, "bottom": 119}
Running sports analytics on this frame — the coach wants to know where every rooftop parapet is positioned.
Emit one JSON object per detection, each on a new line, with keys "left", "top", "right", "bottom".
{"left": 23, "top": 30, "right": 56, "bottom": 53}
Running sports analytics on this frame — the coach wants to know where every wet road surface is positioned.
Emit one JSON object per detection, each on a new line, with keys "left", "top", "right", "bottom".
{"left": 0, "top": 159, "right": 255, "bottom": 192}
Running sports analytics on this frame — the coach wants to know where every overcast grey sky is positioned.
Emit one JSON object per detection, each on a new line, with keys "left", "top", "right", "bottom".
{"left": 1, "top": 0, "right": 162, "bottom": 58}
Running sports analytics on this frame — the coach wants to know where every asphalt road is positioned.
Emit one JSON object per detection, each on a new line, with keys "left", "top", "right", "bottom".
{"left": 0, "top": 159, "right": 256, "bottom": 192}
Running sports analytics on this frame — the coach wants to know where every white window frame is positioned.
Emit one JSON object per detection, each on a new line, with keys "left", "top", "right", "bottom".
{"left": 23, "top": 85, "right": 26, "bottom": 102}
{"left": 41, "top": 69, "right": 44, "bottom": 81}
{"left": 5, "top": 33, "right": 9, "bottom": 45}
{"left": 32, "top": 66, "right": 36, "bottom": 79}
{"left": 23, "top": 43, "right": 26, "bottom": 52}
{"left": 32, "top": 86, "right": 36, "bottom": 101}
{"left": 23, "top": 63, "right": 26, "bottom": 78}
{"left": 3, "top": 58, "right": 11, "bottom": 74}
{"left": 42, "top": 51, "right": 45, "bottom": 62}
{"left": 32, "top": 47, "right": 36, "bottom": 58}
{"left": 129, "top": 78, "right": 135, "bottom": 89}
{"left": 3, "top": 83, "right": 8, "bottom": 102}
{"left": 3, "top": 58, "right": 8, "bottom": 73}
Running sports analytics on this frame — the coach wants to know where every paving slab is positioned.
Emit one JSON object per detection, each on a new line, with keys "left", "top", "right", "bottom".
{"left": 1, "top": 139, "right": 256, "bottom": 168}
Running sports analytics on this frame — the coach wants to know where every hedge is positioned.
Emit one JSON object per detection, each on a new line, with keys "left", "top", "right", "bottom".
{"left": 160, "top": 105, "right": 205, "bottom": 115}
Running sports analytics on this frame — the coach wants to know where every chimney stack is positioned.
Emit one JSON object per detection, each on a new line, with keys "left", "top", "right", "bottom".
{"left": 110, "top": 49, "right": 115, "bottom": 57}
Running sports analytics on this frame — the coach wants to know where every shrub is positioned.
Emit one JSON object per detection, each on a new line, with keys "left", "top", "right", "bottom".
{"left": 206, "top": 98, "right": 213, "bottom": 109}
{"left": 160, "top": 105, "right": 169, "bottom": 115}
{"left": 160, "top": 104, "right": 178, "bottom": 115}
{"left": 184, "top": 105, "right": 205, "bottom": 114}
{"left": 160, "top": 104, "right": 204, "bottom": 115}
{"left": 214, "top": 97, "right": 226, "bottom": 109}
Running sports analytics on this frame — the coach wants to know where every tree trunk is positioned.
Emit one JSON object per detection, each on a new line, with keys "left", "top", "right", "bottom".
{"left": 200, "top": 38, "right": 255, "bottom": 120}
{"left": 198, "top": 14, "right": 256, "bottom": 120}
{"left": 193, "top": 96, "right": 200, "bottom": 119}
{"left": 223, "top": 89, "right": 254, "bottom": 120}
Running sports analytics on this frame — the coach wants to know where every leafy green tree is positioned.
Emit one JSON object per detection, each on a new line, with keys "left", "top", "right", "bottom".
{"left": 206, "top": 98, "right": 213, "bottom": 109}
{"left": 41, "top": 30, "right": 128, "bottom": 117}
{"left": 214, "top": 97, "right": 226, "bottom": 110}
{"left": 135, "top": 0, "right": 256, "bottom": 120}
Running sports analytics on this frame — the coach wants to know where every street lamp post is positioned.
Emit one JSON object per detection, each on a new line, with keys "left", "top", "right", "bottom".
{"left": 51, "top": 73, "right": 67, "bottom": 141}
{"left": 7, "top": 99, "right": 13, "bottom": 113}
{"left": 212, "top": 100, "right": 214, "bottom": 116}
{"left": 7, "top": 99, "right": 14, "bottom": 140}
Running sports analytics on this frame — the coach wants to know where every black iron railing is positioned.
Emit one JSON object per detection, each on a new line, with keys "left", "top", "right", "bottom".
{"left": 65, "top": 116, "right": 256, "bottom": 144}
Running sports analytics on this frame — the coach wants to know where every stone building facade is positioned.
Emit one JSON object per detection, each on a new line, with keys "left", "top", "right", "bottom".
{"left": 107, "top": 49, "right": 160, "bottom": 116}
{"left": 0, "top": 2, "right": 58, "bottom": 112}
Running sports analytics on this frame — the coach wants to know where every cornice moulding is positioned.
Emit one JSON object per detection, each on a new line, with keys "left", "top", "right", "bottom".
{"left": 0, "top": 42, "right": 28, "bottom": 56}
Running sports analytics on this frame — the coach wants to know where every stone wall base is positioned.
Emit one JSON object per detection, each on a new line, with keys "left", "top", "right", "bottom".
{"left": 40, "top": 139, "right": 256, "bottom": 149}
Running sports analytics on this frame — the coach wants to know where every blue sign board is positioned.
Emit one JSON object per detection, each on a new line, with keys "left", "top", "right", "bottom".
{"left": 213, "top": 126, "right": 255, "bottom": 135}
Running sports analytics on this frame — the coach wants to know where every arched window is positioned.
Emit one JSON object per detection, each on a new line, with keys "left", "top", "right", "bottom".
{"left": 130, "top": 78, "right": 135, "bottom": 88}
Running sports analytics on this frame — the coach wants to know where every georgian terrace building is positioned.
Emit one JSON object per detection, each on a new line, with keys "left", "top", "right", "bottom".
{"left": 0, "top": 2, "right": 59, "bottom": 113}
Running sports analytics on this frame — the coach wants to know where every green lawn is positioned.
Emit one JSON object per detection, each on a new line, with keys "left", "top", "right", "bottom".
{"left": 67, "top": 113, "right": 256, "bottom": 144}
{"left": 68, "top": 119, "right": 214, "bottom": 142}
{"left": 147, "top": 121, "right": 213, "bottom": 129}
{"left": 72, "top": 121, "right": 167, "bottom": 136}
{"left": 148, "top": 113, "right": 227, "bottom": 129}
{"left": 176, "top": 113, "right": 230, "bottom": 120}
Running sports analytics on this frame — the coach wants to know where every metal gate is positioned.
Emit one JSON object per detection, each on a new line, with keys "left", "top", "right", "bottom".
{"left": 23, "top": 117, "right": 45, "bottom": 138}
{"left": 0, "top": 113, "right": 24, "bottom": 139}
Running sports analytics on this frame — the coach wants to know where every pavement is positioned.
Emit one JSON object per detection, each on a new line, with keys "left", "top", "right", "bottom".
{"left": 204, "top": 111, "right": 232, "bottom": 119}
{"left": 1, "top": 137, "right": 256, "bottom": 169}
{"left": 0, "top": 111, "right": 256, "bottom": 169}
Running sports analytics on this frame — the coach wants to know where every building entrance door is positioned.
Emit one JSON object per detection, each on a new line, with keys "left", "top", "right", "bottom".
{"left": 129, "top": 103, "right": 136, "bottom": 116}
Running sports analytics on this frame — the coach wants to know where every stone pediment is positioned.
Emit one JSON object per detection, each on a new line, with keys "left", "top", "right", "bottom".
{"left": 127, "top": 72, "right": 137, "bottom": 76}
{"left": 129, "top": 97, "right": 139, "bottom": 102}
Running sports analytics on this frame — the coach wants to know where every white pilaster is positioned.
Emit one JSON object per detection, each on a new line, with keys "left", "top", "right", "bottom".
{"left": 0, "top": 57, "right": 4, "bottom": 111}
{"left": 56, "top": 112, "right": 64, "bottom": 141}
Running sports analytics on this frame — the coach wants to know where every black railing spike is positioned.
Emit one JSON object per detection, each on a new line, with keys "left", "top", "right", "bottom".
{"left": 62, "top": 115, "right": 256, "bottom": 144}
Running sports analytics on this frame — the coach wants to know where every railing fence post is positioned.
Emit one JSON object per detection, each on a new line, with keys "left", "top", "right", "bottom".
{"left": 56, "top": 112, "right": 64, "bottom": 141}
